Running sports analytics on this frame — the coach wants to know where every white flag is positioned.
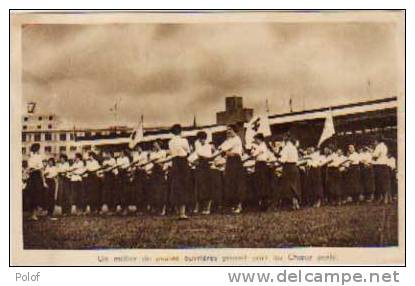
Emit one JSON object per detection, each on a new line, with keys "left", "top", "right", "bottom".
{"left": 129, "top": 116, "right": 144, "bottom": 149}
{"left": 245, "top": 115, "right": 272, "bottom": 149}
{"left": 318, "top": 110, "right": 335, "bottom": 147}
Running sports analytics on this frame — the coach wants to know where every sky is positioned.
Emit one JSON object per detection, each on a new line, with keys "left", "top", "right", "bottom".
{"left": 22, "top": 20, "right": 401, "bottom": 128}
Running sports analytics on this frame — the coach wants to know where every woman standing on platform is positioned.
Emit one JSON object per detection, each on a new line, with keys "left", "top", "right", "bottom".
{"left": 26, "top": 143, "right": 46, "bottom": 221}
{"left": 218, "top": 124, "right": 246, "bottom": 214}
{"left": 168, "top": 124, "right": 192, "bottom": 219}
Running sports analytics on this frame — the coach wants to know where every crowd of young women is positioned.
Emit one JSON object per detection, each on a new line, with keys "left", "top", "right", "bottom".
{"left": 23, "top": 124, "right": 397, "bottom": 221}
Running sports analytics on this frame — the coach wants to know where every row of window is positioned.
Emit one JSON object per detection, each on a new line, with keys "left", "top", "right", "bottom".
{"left": 22, "top": 145, "right": 78, "bottom": 155}
{"left": 23, "top": 116, "right": 54, "bottom": 122}
{"left": 22, "top": 124, "right": 53, "bottom": 130}
{"left": 22, "top": 133, "right": 74, "bottom": 142}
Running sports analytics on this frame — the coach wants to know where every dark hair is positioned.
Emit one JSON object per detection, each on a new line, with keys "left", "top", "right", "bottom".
{"left": 254, "top": 133, "right": 265, "bottom": 142}
{"left": 30, "top": 143, "right": 40, "bottom": 153}
{"left": 197, "top": 131, "right": 207, "bottom": 140}
{"left": 75, "top": 153, "right": 83, "bottom": 160}
{"left": 88, "top": 151, "right": 98, "bottom": 160}
{"left": 59, "top": 153, "right": 68, "bottom": 161}
{"left": 228, "top": 124, "right": 239, "bottom": 133}
{"left": 171, "top": 124, "right": 182, "bottom": 135}
{"left": 48, "top": 157, "right": 55, "bottom": 165}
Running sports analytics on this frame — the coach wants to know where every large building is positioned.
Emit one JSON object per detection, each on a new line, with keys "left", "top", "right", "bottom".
{"left": 216, "top": 96, "right": 253, "bottom": 125}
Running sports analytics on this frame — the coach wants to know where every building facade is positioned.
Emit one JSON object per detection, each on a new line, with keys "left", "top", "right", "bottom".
{"left": 216, "top": 96, "right": 253, "bottom": 125}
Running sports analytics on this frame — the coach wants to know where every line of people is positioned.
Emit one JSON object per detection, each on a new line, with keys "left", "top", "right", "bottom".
{"left": 23, "top": 124, "right": 397, "bottom": 221}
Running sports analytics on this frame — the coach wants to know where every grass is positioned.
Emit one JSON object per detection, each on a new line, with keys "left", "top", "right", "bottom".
{"left": 23, "top": 203, "right": 398, "bottom": 249}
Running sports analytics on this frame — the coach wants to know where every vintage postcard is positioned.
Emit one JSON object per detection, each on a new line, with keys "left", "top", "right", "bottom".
{"left": 10, "top": 10, "right": 405, "bottom": 265}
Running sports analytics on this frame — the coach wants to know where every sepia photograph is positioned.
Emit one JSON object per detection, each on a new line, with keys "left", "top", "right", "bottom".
{"left": 10, "top": 10, "right": 405, "bottom": 265}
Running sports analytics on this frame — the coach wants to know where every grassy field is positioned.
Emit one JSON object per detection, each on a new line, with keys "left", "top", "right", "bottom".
{"left": 23, "top": 203, "right": 398, "bottom": 249}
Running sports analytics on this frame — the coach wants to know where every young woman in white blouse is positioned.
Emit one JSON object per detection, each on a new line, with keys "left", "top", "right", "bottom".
{"left": 358, "top": 146, "right": 376, "bottom": 202}
{"left": 193, "top": 131, "right": 216, "bottom": 215}
{"left": 251, "top": 133, "right": 272, "bottom": 211}
{"left": 168, "top": 124, "right": 192, "bottom": 219}
{"left": 84, "top": 151, "right": 101, "bottom": 215}
{"left": 69, "top": 153, "right": 86, "bottom": 215}
{"left": 278, "top": 133, "right": 301, "bottom": 210}
{"left": 146, "top": 140, "right": 168, "bottom": 216}
{"left": 218, "top": 124, "right": 246, "bottom": 214}
{"left": 44, "top": 157, "right": 58, "bottom": 219}
{"left": 26, "top": 143, "right": 46, "bottom": 221}
{"left": 344, "top": 144, "right": 363, "bottom": 203}
{"left": 372, "top": 136, "right": 392, "bottom": 204}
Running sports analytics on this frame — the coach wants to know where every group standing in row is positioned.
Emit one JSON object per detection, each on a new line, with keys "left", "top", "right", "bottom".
{"left": 23, "top": 124, "right": 397, "bottom": 221}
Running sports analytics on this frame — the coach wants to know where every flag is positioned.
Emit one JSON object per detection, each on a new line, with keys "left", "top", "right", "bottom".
{"left": 129, "top": 115, "right": 144, "bottom": 149}
{"left": 318, "top": 109, "right": 335, "bottom": 147}
{"left": 245, "top": 115, "right": 272, "bottom": 149}
{"left": 193, "top": 115, "right": 197, "bottom": 127}
{"left": 205, "top": 128, "right": 213, "bottom": 143}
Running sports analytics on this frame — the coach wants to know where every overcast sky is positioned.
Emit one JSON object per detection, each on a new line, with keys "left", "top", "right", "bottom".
{"left": 22, "top": 21, "right": 400, "bottom": 128}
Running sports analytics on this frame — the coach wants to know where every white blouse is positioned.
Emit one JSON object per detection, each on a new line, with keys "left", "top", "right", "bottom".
{"left": 279, "top": 142, "right": 299, "bottom": 163}
{"left": 219, "top": 136, "right": 243, "bottom": 156}
{"left": 251, "top": 142, "right": 270, "bottom": 162}
{"left": 195, "top": 140, "right": 213, "bottom": 158}
{"left": 70, "top": 161, "right": 85, "bottom": 182}
{"left": 348, "top": 152, "right": 360, "bottom": 165}
{"left": 28, "top": 153, "right": 43, "bottom": 170}
{"left": 373, "top": 142, "right": 389, "bottom": 165}
{"left": 44, "top": 165, "right": 58, "bottom": 179}
{"left": 116, "top": 156, "right": 130, "bottom": 170}
{"left": 168, "top": 135, "right": 190, "bottom": 157}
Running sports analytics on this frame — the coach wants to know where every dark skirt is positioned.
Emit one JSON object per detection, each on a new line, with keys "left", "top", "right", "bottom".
{"left": 45, "top": 178, "right": 56, "bottom": 214}
{"left": 169, "top": 157, "right": 193, "bottom": 206}
{"left": 326, "top": 167, "right": 343, "bottom": 199}
{"left": 390, "top": 168, "right": 398, "bottom": 196}
{"left": 360, "top": 165, "right": 375, "bottom": 197}
{"left": 114, "top": 170, "right": 129, "bottom": 207}
{"left": 195, "top": 159, "right": 214, "bottom": 202}
{"left": 253, "top": 161, "right": 272, "bottom": 200}
{"left": 305, "top": 167, "right": 324, "bottom": 202}
{"left": 57, "top": 176, "right": 71, "bottom": 213}
{"left": 345, "top": 165, "right": 362, "bottom": 197}
{"left": 374, "top": 164, "right": 391, "bottom": 196}
{"left": 26, "top": 170, "right": 44, "bottom": 210}
{"left": 147, "top": 165, "right": 168, "bottom": 207}
{"left": 223, "top": 155, "right": 246, "bottom": 205}
{"left": 244, "top": 170, "right": 256, "bottom": 206}
{"left": 279, "top": 163, "right": 301, "bottom": 200}
{"left": 102, "top": 172, "right": 116, "bottom": 208}
{"left": 134, "top": 169, "right": 147, "bottom": 208}
{"left": 85, "top": 174, "right": 100, "bottom": 211}
{"left": 210, "top": 169, "right": 224, "bottom": 205}
{"left": 70, "top": 180, "right": 84, "bottom": 208}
